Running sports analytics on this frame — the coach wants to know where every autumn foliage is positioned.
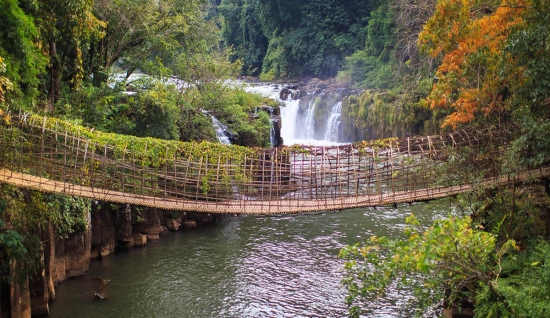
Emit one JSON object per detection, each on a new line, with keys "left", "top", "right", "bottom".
{"left": 0, "top": 56, "right": 13, "bottom": 103}
{"left": 419, "top": 0, "right": 528, "bottom": 128}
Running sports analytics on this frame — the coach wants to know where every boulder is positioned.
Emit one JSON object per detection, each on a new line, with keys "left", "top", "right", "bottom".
{"left": 92, "top": 276, "right": 109, "bottom": 301}
{"left": 226, "top": 130, "right": 239, "bottom": 144}
{"left": 10, "top": 261, "right": 31, "bottom": 318}
{"left": 99, "top": 244, "right": 114, "bottom": 258}
{"left": 132, "top": 233, "right": 147, "bottom": 247}
{"left": 165, "top": 218, "right": 181, "bottom": 232}
{"left": 59, "top": 211, "right": 92, "bottom": 278}
{"left": 145, "top": 207, "right": 163, "bottom": 236}
{"left": 146, "top": 234, "right": 160, "bottom": 241}
{"left": 279, "top": 88, "right": 292, "bottom": 100}
{"left": 291, "top": 90, "right": 307, "bottom": 100}
{"left": 182, "top": 220, "right": 197, "bottom": 229}
{"left": 43, "top": 223, "right": 56, "bottom": 300}
{"left": 256, "top": 105, "right": 274, "bottom": 115}
{"left": 272, "top": 116, "right": 282, "bottom": 147}
{"left": 29, "top": 267, "right": 49, "bottom": 316}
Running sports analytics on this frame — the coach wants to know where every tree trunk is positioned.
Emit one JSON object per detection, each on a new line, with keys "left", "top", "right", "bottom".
{"left": 91, "top": 34, "right": 109, "bottom": 87}
{"left": 48, "top": 39, "right": 60, "bottom": 114}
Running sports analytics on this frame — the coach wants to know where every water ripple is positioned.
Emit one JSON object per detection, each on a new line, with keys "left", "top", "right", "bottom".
{"left": 50, "top": 202, "right": 449, "bottom": 318}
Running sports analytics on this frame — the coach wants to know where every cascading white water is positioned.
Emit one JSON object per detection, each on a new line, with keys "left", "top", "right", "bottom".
{"left": 211, "top": 115, "right": 231, "bottom": 144}
{"left": 323, "top": 101, "right": 342, "bottom": 141}
{"left": 279, "top": 97, "right": 300, "bottom": 145}
{"left": 242, "top": 82, "right": 345, "bottom": 146}
{"left": 270, "top": 119, "right": 277, "bottom": 148}
{"left": 303, "top": 99, "right": 317, "bottom": 140}
{"left": 201, "top": 110, "right": 231, "bottom": 144}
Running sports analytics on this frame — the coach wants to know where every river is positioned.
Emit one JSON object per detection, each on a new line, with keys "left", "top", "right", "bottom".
{"left": 49, "top": 202, "right": 450, "bottom": 317}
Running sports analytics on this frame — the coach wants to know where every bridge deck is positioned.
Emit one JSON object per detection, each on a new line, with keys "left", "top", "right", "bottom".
{"left": 2, "top": 167, "right": 548, "bottom": 214}
{"left": 1, "top": 112, "right": 547, "bottom": 214}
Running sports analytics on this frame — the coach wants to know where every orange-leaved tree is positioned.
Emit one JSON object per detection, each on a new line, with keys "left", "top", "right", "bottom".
{"left": 0, "top": 56, "right": 12, "bottom": 104}
{"left": 419, "top": 0, "right": 528, "bottom": 128}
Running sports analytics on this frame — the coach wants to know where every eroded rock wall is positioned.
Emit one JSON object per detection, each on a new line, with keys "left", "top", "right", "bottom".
{"left": 17, "top": 204, "right": 220, "bottom": 317}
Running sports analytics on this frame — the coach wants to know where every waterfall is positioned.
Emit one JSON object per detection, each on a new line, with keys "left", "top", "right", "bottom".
{"left": 242, "top": 82, "right": 346, "bottom": 146}
{"left": 211, "top": 115, "right": 231, "bottom": 144}
{"left": 323, "top": 101, "right": 342, "bottom": 142}
{"left": 201, "top": 110, "right": 231, "bottom": 144}
{"left": 279, "top": 97, "right": 300, "bottom": 145}
{"left": 270, "top": 119, "right": 276, "bottom": 148}
{"left": 303, "top": 99, "right": 317, "bottom": 140}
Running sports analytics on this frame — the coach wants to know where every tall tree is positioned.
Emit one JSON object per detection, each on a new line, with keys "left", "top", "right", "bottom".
{"left": 33, "top": 0, "right": 105, "bottom": 111}
{"left": 89, "top": 0, "right": 211, "bottom": 85}
{"left": 0, "top": 0, "right": 46, "bottom": 104}
{"left": 0, "top": 56, "right": 13, "bottom": 103}
{"left": 218, "top": 0, "right": 269, "bottom": 75}
{"left": 218, "top": 0, "right": 372, "bottom": 78}
{"left": 419, "top": 0, "right": 527, "bottom": 128}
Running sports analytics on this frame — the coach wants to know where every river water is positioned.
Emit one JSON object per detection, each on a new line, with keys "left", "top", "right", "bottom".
{"left": 49, "top": 202, "right": 450, "bottom": 317}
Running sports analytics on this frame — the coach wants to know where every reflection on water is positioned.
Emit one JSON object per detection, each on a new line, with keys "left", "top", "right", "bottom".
{"left": 50, "top": 201, "right": 451, "bottom": 317}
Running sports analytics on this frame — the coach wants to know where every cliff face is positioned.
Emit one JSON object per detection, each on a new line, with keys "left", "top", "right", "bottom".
{"left": 3, "top": 204, "right": 220, "bottom": 318}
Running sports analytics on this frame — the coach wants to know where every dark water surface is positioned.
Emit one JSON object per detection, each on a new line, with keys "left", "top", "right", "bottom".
{"left": 49, "top": 202, "right": 450, "bottom": 317}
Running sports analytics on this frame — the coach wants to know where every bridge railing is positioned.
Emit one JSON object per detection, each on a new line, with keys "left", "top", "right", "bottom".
{"left": 0, "top": 111, "right": 511, "bottom": 211}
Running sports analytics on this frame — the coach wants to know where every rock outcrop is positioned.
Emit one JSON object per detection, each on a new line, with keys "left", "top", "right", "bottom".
{"left": 5, "top": 200, "right": 224, "bottom": 318}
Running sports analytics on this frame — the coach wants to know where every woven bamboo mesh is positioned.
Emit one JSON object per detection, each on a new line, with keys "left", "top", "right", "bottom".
{"left": 0, "top": 111, "right": 548, "bottom": 214}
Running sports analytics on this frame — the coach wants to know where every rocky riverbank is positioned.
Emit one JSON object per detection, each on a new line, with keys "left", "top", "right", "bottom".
{"left": 4, "top": 203, "right": 221, "bottom": 318}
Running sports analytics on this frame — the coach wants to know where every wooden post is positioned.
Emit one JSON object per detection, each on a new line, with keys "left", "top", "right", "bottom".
{"left": 545, "top": 178, "right": 550, "bottom": 238}
{"left": 164, "top": 147, "right": 169, "bottom": 198}
{"left": 179, "top": 152, "right": 188, "bottom": 199}
{"left": 204, "top": 155, "right": 209, "bottom": 202}
{"left": 142, "top": 142, "right": 147, "bottom": 194}
{"left": 390, "top": 142, "right": 394, "bottom": 196}
{"left": 63, "top": 130, "right": 68, "bottom": 189}
{"left": 73, "top": 134, "right": 80, "bottom": 185}
{"left": 215, "top": 155, "right": 221, "bottom": 200}
{"left": 173, "top": 152, "right": 177, "bottom": 199}
{"left": 121, "top": 145, "right": 127, "bottom": 192}
{"left": 195, "top": 156, "right": 203, "bottom": 201}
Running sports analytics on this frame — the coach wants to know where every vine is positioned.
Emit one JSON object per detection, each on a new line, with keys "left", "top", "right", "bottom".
{"left": 22, "top": 113, "right": 258, "bottom": 168}
{"left": 355, "top": 137, "right": 399, "bottom": 152}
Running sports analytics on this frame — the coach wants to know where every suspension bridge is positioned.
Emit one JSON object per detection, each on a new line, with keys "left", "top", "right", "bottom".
{"left": 0, "top": 111, "right": 548, "bottom": 214}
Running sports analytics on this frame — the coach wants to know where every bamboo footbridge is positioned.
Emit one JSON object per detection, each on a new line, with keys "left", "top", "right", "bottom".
{"left": 1, "top": 111, "right": 549, "bottom": 214}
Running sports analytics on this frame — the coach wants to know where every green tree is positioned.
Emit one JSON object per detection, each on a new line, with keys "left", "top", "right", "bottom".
{"left": 89, "top": 0, "right": 213, "bottom": 84}
{"left": 0, "top": 185, "right": 91, "bottom": 284}
{"left": 339, "top": 215, "right": 517, "bottom": 317}
{"left": 338, "top": 2, "right": 396, "bottom": 89}
{"left": 504, "top": 0, "right": 550, "bottom": 169}
{"left": 0, "top": 0, "right": 46, "bottom": 105}
{"left": 32, "top": 0, "right": 105, "bottom": 110}
{"left": 218, "top": 0, "right": 269, "bottom": 75}
{"left": 219, "top": 0, "right": 373, "bottom": 78}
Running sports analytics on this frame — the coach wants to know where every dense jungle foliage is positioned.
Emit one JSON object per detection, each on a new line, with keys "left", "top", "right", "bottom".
{"left": 218, "top": 0, "right": 380, "bottom": 79}
{"left": 0, "top": 0, "right": 277, "bottom": 295}
{"left": 0, "top": 0, "right": 275, "bottom": 147}
{"left": 1, "top": 0, "right": 550, "bottom": 316}
{"left": 214, "top": 0, "right": 549, "bottom": 315}
{"left": 335, "top": 0, "right": 550, "bottom": 316}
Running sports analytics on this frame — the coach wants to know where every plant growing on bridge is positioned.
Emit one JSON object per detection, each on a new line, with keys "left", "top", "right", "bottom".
{"left": 354, "top": 137, "right": 399, "bottom": 153}
{"left": 29, "top": 113, "right": 257, "bottom": 166}
{"left": 3, "top": 112, "right": 267, "bottom": 196}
